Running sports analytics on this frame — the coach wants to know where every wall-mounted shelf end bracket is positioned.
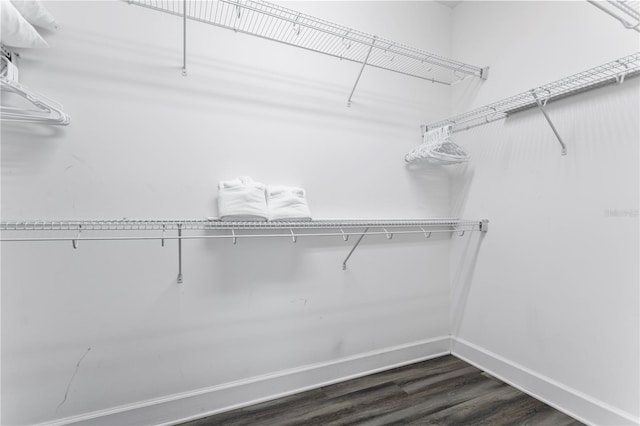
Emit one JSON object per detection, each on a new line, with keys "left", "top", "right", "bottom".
{"left": 480, "top": 219, "right": 489, "bottom": 233}
{"left": 481, "top": 67, "right": 490, "bottom": 80}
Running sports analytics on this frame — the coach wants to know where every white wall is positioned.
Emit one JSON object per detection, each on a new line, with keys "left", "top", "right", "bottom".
{"left": 1, "top": 1, "right": 458, "bottom": 424}
{"left": 449, "top": 2, "right": 639, "bottom": 425}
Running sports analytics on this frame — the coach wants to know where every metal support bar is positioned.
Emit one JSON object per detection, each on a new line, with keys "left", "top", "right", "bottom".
{"left": 532, "top": 91, "right": 567, "bottom": 156}
{"left": 347, "top": 36, "right": 376, "bottom": 107}
{"left": 342, "top": 227, "right": 368, "bottom": 270}
{"left": 182, "top": 0, "right": 187, "bottom": 76}
{"left": 177, "top": 224, "right": 183, "bottom": 283}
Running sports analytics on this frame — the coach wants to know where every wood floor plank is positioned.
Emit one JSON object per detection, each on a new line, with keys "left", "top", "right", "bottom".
{"left": 322, "top": 356, "right": 469, "bottom": 399}
{"left": 348, "top": 374, "right": 510, "bottom": 426}
{"left": 179, "top": 355, "right": 583, "bottom": 426}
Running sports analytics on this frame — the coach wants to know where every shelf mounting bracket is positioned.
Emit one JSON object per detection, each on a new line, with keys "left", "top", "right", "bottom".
{"left": 342, "top": 227, "right": 368, "bottom": 270}
{"left": 347, "top": 36, "right": 377, "bottom": 107}
{"left": 532, "top": 91, "right": 567, "bottom": 156}
{"left": 181, "top": 0, "right": 187, "bottom": 76}
{"left": 177, "top": 224, "right": 183, "bottom": 283}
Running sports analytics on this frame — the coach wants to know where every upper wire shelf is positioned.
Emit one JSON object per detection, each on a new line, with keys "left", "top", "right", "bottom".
{"left": 587, "top": 0, "right": 640, "bottom": 32}
{"left": 128, "top": 0, "right": 487, "bottom": 86}
{"left": 425, "top": 52, "right": 640, "bottom": 134}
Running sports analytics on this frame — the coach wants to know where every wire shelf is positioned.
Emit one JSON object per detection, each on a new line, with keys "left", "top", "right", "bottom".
{"left": 0, "top": 218, "right": 483, "bottom": 233}
{"left": 128, "top": 0, "right": 486, "bottom": 85}
{"left": 425, "top": 52, "right": 640, "bottom": 133}
{"left": 1, "top": 218, "right": 488, "bottom": 279}
{"left": 588, "top": 0, "right": 640, "bottom": 32}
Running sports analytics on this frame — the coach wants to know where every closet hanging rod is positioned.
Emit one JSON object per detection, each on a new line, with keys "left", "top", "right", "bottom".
{"left": 424, "top": 52, "right": 640, "bottom": 134}
{"left": 127, "top": 0, "right": 487, "bottom": 85}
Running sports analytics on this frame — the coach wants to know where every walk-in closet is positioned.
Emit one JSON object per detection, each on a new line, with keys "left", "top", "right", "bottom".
{"left": 1, "top": 0, "right": 638, "bottom": 425}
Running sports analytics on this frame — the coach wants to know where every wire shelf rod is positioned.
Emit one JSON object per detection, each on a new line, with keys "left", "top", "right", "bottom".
{"left": 127, "top": 0, "right": 486, "bottom": 84}
{"left": 0, "top": 228, "right": 485, "bottom": 243}
{"left": 0, "top": 218, "right": 482, "bottom": 232}
{"left": 425, "top": 52, "right": 640, "bottom": 133}
{"left": 587, "top": 0, "right": 640, "bottom": 32}
{"left": 1, "top": 218, "right": 488, "bottom": 282}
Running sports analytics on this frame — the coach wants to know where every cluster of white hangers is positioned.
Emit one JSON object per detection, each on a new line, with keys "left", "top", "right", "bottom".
{"left": 404, "top": 125, "right": 470, "bottom": 165}
{"left": 0, "top": 46, "right": 70, "bottom": 126}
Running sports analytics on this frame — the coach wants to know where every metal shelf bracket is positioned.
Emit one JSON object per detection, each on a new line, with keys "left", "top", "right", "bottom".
{"left": 342, "top": 227, "right": 368, "bottom": 270}
{"left": 181, "top": 0, "right": 187, "bottom": 76}
{"left": 177, "top": 224, "right": 183, "bottom": 284}
{"left": 532, "top": 90, "right": 567, "bottom": 156}
{"left": 347, "top": 36, "right": 376, "bottom": 107}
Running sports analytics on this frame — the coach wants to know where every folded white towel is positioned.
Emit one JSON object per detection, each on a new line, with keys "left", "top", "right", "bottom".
{"left": 218, "top": 176, "right": 268, "bottom": 222}
{"left": 266, "top": 185, "right": 312, "bottom": 221}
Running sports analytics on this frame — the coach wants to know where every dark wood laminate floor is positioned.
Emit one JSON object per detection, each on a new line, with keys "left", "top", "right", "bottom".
{"left": 180, "top": 355, "right": 583, "bottom": 426}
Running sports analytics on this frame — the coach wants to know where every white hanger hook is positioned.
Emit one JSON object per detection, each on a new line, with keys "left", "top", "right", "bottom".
{"left": 72, "top": 226, "right": 81, "bottom": 249}
{"left": 382, "top": 227, "right": 393, "bottom": 240}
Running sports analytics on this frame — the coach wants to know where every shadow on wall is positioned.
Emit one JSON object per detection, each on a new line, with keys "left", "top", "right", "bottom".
{"left": 450, "top": 223, "right": 486, "bottom": 337}
{"left": 405, "top": 160, "right": 475, "bottom": 218}
{"left": 1, "top": 124, "right": 65, "bottom": 175}
{"left": 451, "top": 76, "right": 486, "bottom": 116}
{"left": 448, "top": 162, "right": 475, "bottom": 218}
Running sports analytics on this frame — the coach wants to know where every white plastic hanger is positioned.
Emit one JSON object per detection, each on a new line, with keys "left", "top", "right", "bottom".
{"left": 405, "top": 125, "right": 470, "bottom": 165}
{"left": 0, "top": 52, "right": 70, "bottom": 125}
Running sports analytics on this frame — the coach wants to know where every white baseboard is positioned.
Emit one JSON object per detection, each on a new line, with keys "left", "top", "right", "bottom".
{"left": 42, "top": 336, "right": 450, "bottom": 426}
{"left": 39, "top": 336, "right": 637, "bottom": 426}
{"left": 451, "top": 337, "right": 639, "bottom": 426}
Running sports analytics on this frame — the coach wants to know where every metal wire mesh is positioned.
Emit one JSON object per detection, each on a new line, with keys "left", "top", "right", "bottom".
{"left": 128, "top": 0, "right": 485, "bottom": 84}
{"left": 425, "top": 52, "right": 640, "bottom": 132}
{"left": 0, "top": 219, "right": 486, "bottom": 243}
{"left": 0, "top": 219, "right": 482, "bottom": 231}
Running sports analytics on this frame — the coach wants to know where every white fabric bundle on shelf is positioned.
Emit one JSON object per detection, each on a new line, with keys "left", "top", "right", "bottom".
{"left": 10, "top": 0, "right": 57, "bottom": 30}
{"left": 266, "top": 185, "right": 312, "bottom": 221}
{"left": 405, "top": 125, "right": 470, "bottom": 165}
{"left": 0, "top": 1, "right": 48, "bottom": 48}
{"left": 217, "top": 176, "right": 268, "bottom": 222}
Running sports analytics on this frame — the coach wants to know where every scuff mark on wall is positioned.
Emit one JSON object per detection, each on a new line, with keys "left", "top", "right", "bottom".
{"left": 56, "top": 347, "right": 92, "bottom": 412}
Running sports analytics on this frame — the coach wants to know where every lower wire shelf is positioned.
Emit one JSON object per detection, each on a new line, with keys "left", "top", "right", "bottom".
{"left": 0, "top": 218, "right": 489, "bottom": 282}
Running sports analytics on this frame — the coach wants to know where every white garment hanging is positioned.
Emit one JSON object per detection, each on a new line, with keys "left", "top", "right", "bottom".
{"left": 405, "top": 125, "right": 469, "bottom": 165}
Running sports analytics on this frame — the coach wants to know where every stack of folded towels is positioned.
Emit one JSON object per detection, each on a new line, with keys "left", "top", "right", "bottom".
{"left": 217, "top": 176, "right": 311, "bottom": 221}
{"left": 266, "top": 185, "right": 312, "bottom": 221}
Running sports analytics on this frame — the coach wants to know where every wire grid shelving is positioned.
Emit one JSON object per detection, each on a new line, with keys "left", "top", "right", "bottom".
{"left": 1, "top": 218, "right": 488, "bottom": 280}
{"left": 588, "top": 0, "right": 640, "bottom": 32}
{"left": 0, "top": 218, "right": 485, "bottom": 234}
{"left": 128, "top": 0, "right": 487, "bottom": 86}
{"left": 425, "top": 52, "right": 640, "bottom": 133}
